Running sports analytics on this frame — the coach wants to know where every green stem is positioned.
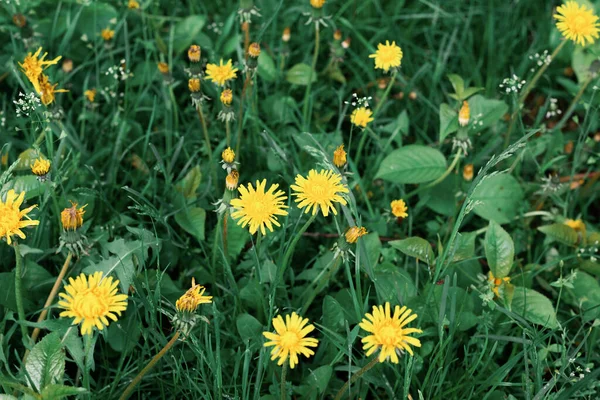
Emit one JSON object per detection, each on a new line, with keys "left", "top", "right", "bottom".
{"left": 236, "top": 74, "right": 251, "bottom": 156}
{"left": 302, "top": 24, "right": 320, "bottom": 130}
{"left": 279, "top": 214, "right": 317, "bottom": 281}
{"left": 13, "top": 243, "right": 29, "bottom": 343}
{"left": 280, "top": 363, "right": 287, "bottom": 400}
{"left": 372, "top": 70, "right": 397, "bottom": 118}
{"left": 301, "top": 254, "right": 341, "bottom": 314}
{"left": 196, "top": 106, "right": 217, "bottom": 190}
{"left": 333, "top": 356, "right": 379, "bottom": 400}
{"left": 225, "top": 119, "right": 231, "bottom": 147}
{"left": 354, "top": 126, "right": 379, "bottom": 167}
{"left": 405, "top": 148, "right": 463, "bottom": 199}
{"left": 553, "top": 76, "right": 593, "bottom": 132}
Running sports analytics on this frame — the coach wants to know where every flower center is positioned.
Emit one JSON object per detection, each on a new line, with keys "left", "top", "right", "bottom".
{"left": 74, "top": 287, "right": 109, "bottom": 319}
{"left": 574, "top": 15, "right": 588, "bottom": 32}
{"left": 376, "top": 322, "right": 401, "bottom": 346}
{"left": 280, "top": 331, "right": 300, "bottom": 349}
{"left": 0, "top": 205, "right": 19, "bottom": 234}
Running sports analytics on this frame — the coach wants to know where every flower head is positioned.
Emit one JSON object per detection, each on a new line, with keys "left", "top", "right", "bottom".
{"left": 488, "top": 271, "right": 510, "bottom": 297}
{"left": 38, "top": 74, "right": 68, "bottom": 106}
{"left": 84, "top": 89, "right": 96, "bottom": 102}
{"left": 248, "top": 42, "right": 261, "bottom": 58}
{"left": 291, "top": 169, "right": 349, "bottom": 217}
{"left": 128, "top": 0, "right": 140, "bottom": 9}
{"left": 188, "top": 78, "right": 201, "bottom": 93}
{"left": 390, "top": 199, "right": 408, "bottom": 218}
{"left": 157, "top": 62, "right": 169, "bottom": 74}
{"left": 282, "top": 27, "right": 291, "bottom": 42}
{"left": 310, "top": 0, "right": 325, "bottom": 9}
{"left": 369, "top": 40, "right": 403, "bottom": 72}
{"left": 19, "top": 47, "right": 61, "bottom": 93}
{"left": 188, "top": 45, "right": 201, "bottom": 63}
{"left": 226, "top": 170, "right": 239, "bottom": 191}
{"left": 175, "top": 278, "right": 212, "bottom": 313}
{"left": 554, "top": 1, "right": 600, "bottom": 46}
{"left": 463, "top": 164, "right": 474, "bottom": 181}
{"left": 61, "top": 201, "right": 86, "bottom": 230}
{"left": 359, "top": 302, "right": 422, "bottom": 363}
{"left": 58, "top": 271, "right": 127, "bottom": 335}
{"left": 565, "top": 218, "right": 586, "bottom": 234}
{"left": 458, "top": 100, "right": 470, "bottom": 127}
{"left": 222, "top": 147, "right": 235, "bottom": 163}
{"left": 101, "top": 27, "right": 115, "bottom": 41}
{"left": 205, "top": 59, "right": 238, "bottom": 86}
{"left": 263, "top": 312, "right": 319, "bottom": 369}
{"left": 31, "top": 157, "right": 50, "bottom": 177}
{"left": 345, "top": 226, "right": 367, "bottom": 244}
{"left": 0, "top": 189, "right": 39, "bottom": 245}
{"left": 350, "top": 107, "right": 374, "bottom": 128}
{"left": 230, "top": 179, "right": 288, "bottom": 235}
{"left": 333, "top": 144, "right": 347, "bottom": 168}
{"left": 221, "top": 89, "right": 233, "bottom": 106}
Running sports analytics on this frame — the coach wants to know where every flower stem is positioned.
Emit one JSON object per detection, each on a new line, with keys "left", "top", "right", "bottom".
{"left": 236, "top": 73, "right": 252, "bottom": 156}
{"left": 333, "top": 356, "right": 379, "bottom": 400}
{"left": 354, "top": 126, "right": 378, "bottom": 167}
{"left": 222, "top": 212, "right": 229, "bottom": 259}
{"left": 301, "top": 253, "right": 341, "bottom": 314}
{"left": 553, "top": 75, "right": 593, "bottom": 132}
{"left": 196, "top": 106, "right": 217, "bottom": 190}
{"left": 226, "top": 119, "right": 231, "bottom": 147}
{"left": 119, "top": 331, "right": 181, "bottom": 400}
{"left": 372, "top": 70, "right": 397, "bottom": 118}
{"left": 280, "top": 214, "right": 317, "bottom": 281}
{"left": 280, "top": 363, "right": 287, "bottom": 400}
{"left": 302, "top": 24, "right": 320, "bottom": 130}
{"left": 13, "top": 243, "right": 29, "bottom": 342}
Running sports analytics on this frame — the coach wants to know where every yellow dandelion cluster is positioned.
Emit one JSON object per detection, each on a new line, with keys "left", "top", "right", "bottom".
{"left": 18, "top": 47, "right": 61, "bottom": 93}
{"left": 230, "top": 180, "right": 288, "bottom": 235}
{"left": 345, "top": 226, "right": 367, "bottom": 244}
{"left": 0, "top": 190, "right": 39, "bottom": 245}
{"left": 263, "top": 312, "right": 319, "bottom": 369}
{"left": 157, "top": 62, "right": 169, "bottom": 74}
{"left": 554, "top": 1, "right": 600, "bottom": 46}
{"left": 61, "top": 201, "right": 86, "bottom": 231}
{"left": 390, "top": 199, "right": 408, "bottom": 218}
{"left": 291, "top": 169, "right": 349, "bottom": 217}
{"left": 175, "top": 278, "right": 212, "bottom": 313}
{"left": 310, "top": 0, "right": 325, "bottom": 9}
{"left": 333, "top": 144, "right": 347, "bottom": 168}
{"left": 350, "top": 107, "right": 374, "bottom": 128}
{"left": 205, "top": 59, "right": 238, "bottom": 86}
{"left": 369, "top": 40, "right": 403, "bottom": 72}
{"left": 128, "top": 0, "right": 140, "bottom": 9}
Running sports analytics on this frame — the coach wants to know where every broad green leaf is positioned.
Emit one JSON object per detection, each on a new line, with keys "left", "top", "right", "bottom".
{"left": 420, "top": 174, "right": 459, "bottom": 216}
{"left": 460, "top": 86, "right": 485, "bottom": 99}
{"left": 375, "top": 145, "right": 447, "bottom": 184}
{"left": 2, "top": 175, "right": 47, "bottom": 201}
{"left": 25, "top": 333, "right": 65, "bottom": 392}
{"left": 286, "top": 63, "right": 317, "bottom": 86}
{"left": 537, "top": 223, "right": 578, "bottom": 246}
{"left": 439, "top": 103, "right": 459, "bottom": 142}
{"left": 381, "top": 110, "right": 409, "bottom": 147}
{"left": 373, "top": 262, "right": 417, "bottom": 303}
{"left": 76, "top": 3, "right": 117, "bottom": 40}
{"left": 447, "top": 74, "right": 465, "bottom": 97}
{"left": 236, "top": 314, "right": 263, "bottom": 342}
{"left": 485, "top": 221, "right": 514, "bottom": 279}
{"left": 257, "top": 51, "right": 278, "bottom": 82}
{"left": 174, "top": 207, "right": 206, "bottom": 242}
{"left": 16, "top": 149, "right": 43, "bottom": 171}
{"left": 472, "top": 173, "right": 524, "bottom": 224}
{"left": 468, "top": 95, "right": 509, "bottom": 134}
{"left": 511, "top": 287, "right": 559, "bottom": 329}
{"left": 40, "top": 384, "right": 86, "bottom": 400}
{"left": 572, "top": 46, "right": 596, "bottom": 83}
{"left": 173, "top": 15, "right": 207, "bottom": 53}
{"left": 322, "top": 295, "right": 345, "bottom": 331}
{"left": 564, "top": 271, "right": 600, "bottom": 321}
{"left": 389, "top": 237, "right": 435, "bottom": 264}
{"left": 361, "top": 232, "right": 381, "bottom": 271}
{"left": 259, "top": 260, "right": 277, "bottom": 284}
{"left": 306, "top": 365, "right": 332, "bottom": 393}
{"left": 451, "top": 231, "right": 476, "bottom": 262}
{"left": 226, "top": 214, "right": 249, "bottom": 259}
{"left": 176, "top": 165, "right": 202, "bottom": 199}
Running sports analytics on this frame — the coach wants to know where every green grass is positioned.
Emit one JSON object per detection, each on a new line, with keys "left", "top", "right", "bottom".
{"left": 1, "top": 0, "right": 599, "bottom": 399}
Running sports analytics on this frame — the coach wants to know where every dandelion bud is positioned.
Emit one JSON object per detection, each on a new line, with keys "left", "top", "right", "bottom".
{"left": 101, "top": 28, "right": 115, "bottom": 41}
{"left": 12, "top": 14, "right": 26, "bottom": 28}
{"left": 61, "top": 202, "right": 86, "bottom": 231}
{"left": 458, "top": 100, "right": 470, "bottom": 127}
{"left": 128, "top": 0, "right": 140, "bottom": 9}
{"left": 84, "top": 89, "right": 96, "bottom": 102}
{"left": 31, "top": 157, "right": 51, "bottom": 181}
{"left": 333, "top": 29, "right": 342, "bottom": 41}
{"left": 248, "top": 42, "right": 261, "bottom": 58}
{"left": 282, "top": 27, "right": 291, "bottom": 42}
{"left": 333, "top": 144, "right": 347, "bottom": 168}
{"left": 409, "top": 91, "right": 417, "bottom": 100}
{"left": 157, "top": 62, "right": 169, "bottom": 74}
{"left": 188, "top": 78, "right": 201, "bottom": 93}
{"left": 345, "top": 226, "right": 367, "bottom": 244}
{"left": 222, "top": 147, "right": 235, "bottom": 163}
{"left": 173, "top": 278, "right": 212, "bottom": 336}
{"left": 220, "top": 89, "right": 233, "bottom": 106}
{"left": 62, "top": 59, "right": 73, "bottom": 73}
{"left": 463, "top": 164, "right": 474, "bottom": 181}
{"left": 226, "top": 170, "right": 239, "bottom": 191}
{"left": 342, "top": 37, "right": 351, "bottom": 49}
{"left": 188, "top": 45, "right": 201, "bottom": 63}
{"left": 310, "top": 0, "right": 325, "bottom": 9}
{"left": 564, "top": 140, "right": 573, "bottom": 154}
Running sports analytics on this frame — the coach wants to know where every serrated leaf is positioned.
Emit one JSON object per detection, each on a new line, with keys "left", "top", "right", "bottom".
{"left": 375, "top": 145, "right": 447, "bottom": 184}
{"left": 511, "top": 287, "right": 559, "bottom": 329}
{"left": 389, "top": 237, "right": 435, "bottom": 264}
{"left": 537, "top": 223, "right": 578, "bottom": 246}
{"left": 485, "top": 221, "right": 514, "bottom": 279}
{"left": 286, "top": 63, "right": 317, "bottom": 86}
{"left": 174, "top": 207, "right": 206, "bottom": 242}
{"left": 176, "top": 165, "right": 202, "bottom": 199}
{"left": 25, "top": 333, "right": 65, "bottom": 392}
{"left": 472, "top": 173, "right": 524, "bottom": 224}
{"left": 40, "top": 384, "right": 86, "bottom": 400}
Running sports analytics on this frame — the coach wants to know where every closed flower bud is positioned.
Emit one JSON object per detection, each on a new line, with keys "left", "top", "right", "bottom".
{"left": 226, "top": 170, "right": 239, "bottom": 191}
{"left": 282, "top": 27, "right": 291, "bottom": 42}
{"left": 222, "top": 147, "right": 235, "bottom": 163}
{"left": 61, "top": 202, "right": 86, "bottom": 231}
{"left": 463, "top": 164, "right": 474, "bottom": 181}
{"left": 188, "top": 45, "right": 201, "bottom": 63}
{"left": 248, "top": 42, "right": 261, "bottom": 58}
{"left": 310, "top": 0, "right": 325, "bottom": 9}
{"left": 188, "top": 78, "right": 201, "bottom": 93}
{"left": 458, "top": 100, "right": 470, "bottom": 127}
{"left": 31, "top": 157, "right": 51, "bottom": 179}
{"left": 333, "top": 29, "right": 342, "bottom": 41}
{"left": 345, "top": 226, "right": 367, "bottom": 244}
{"left": 220, "top": 89, "right": 233, "bottom": 106}
{"left": 158, "top": 62, "right": 169, "bottom": 74}
{"left": 333, "top": 144, "right": 347, "bottom": 168}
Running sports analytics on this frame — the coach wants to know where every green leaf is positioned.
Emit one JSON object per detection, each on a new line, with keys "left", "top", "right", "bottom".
{"left": 572, "top": 46, "right": 596, "bottom": 83}
{"left": 236, "top": 314, "right": 263, "bottom": 342}
{"left": 174, "top": 207, "right": 206, "bottom": 242}
{"left": 447, "top": 74, "right": 465, "bottom": 97}
{"left": 389, "top": 237, "right": 435, "bottom": 264}
{"left": 259, "top": 260, "right": 277, "bottom": 284}
{"left": 361, "top": 232, "right": 381, "bottom": 271}
{"left": 40, "top": 384, "right": 86, "bottom": 400}
{"left": 381, "top": 110, "right": 409, "bottom": 147}
{"left": 176, "top": 165, "right": 202, "bottom": 200}
{"left": 564, "top": 271, "right": 600, "bottom": 321}
{"left": 511, "top": 287, "right": 559, "bottom": 329}
{"left": 76, "top": 3, "right": 117, "bottom": 40}
{"left": 373, "top": 262, "right": 417, "bottom": 303}
{"left": 537, "top": 223, "right": 578, "bottom": 246}
{"left": 419, "top": 173, "right": 459, "bottom": 216}
{"left": 257, "top": 52, "right": 278, "bottom": 82}
{"left": 467, "top": 95, "right": 509, "bottom": 134}
{"left": 451, "top": 231, "right": 476, "bottom": 262}
{"left": 25, "top": 332, "right": 65, "bottom": 392}
{"left": 306, "top": 365, "right": 332, "bottom": 393}
{"left": 484, "top": 221, "right": 514, "bottom": 279}
{"left": 439, "top": 103, "right": 459, "bottom": 143}
{"left": 16, "top": 149, "right": 43, "bottom": 171}
{"left": 460, "top": 86, "right": 485, "bottom": 100}
{"left": 172, "top": 15, "right": 207, "bottom": 54}
{"left": 2, "top": 175, "right": 47, "bottom": 201}
{"left": 472, "top": 173, "right": 524, "bottom": 224}
{"left": 286, "top": 63, "right": 317, "bottom": 86}
{"left": 375, "top": 145, "right": 447, "bottom": 184}
{"left": 322, "top": 295, "right": 345, "bottom": 331}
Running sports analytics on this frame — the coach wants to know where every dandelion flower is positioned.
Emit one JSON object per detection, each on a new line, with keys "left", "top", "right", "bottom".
{"left": 61, "top": 201, "right": 86, "bottom": 230}
{"left": 221, "top": 89, "right": 233, "bottom": 106}
{"left": 222, "top": 147, "right": 235, "bottom": 163}
{"left": 345, "top": 226, "right": 367, "bottom": 244}
{"left": 263, "top": 312, "right": 319, "bottom": 369}
{"left": 291, "top": 169, "right": 349, "bottom": 217}
{"left": 488, "top": 271, "right": 510, "bottom": 297}
{"left": 333, "top": 144, "right": 347, "bottom": 168}
{"left": 101, "top": 28, "right": 115, "bottom": 41}
{"left": 205, "top": 59, "right": 238, "bottom": 86}
{"left": 18, "top": 47, "right": 61, "bottom": 93}
{"left": 0, "top": 189, "right": 39, "bottom": 245}
{"left": 248, "top": 42, "right": 261, "bottom": 58}
{"left": 188, "top": 78, "right": 201, "bottom": 93}
{"left": 369, "top": 40, "right": 403, "bottom": 72}
{"left": 554, "top": 1, "right": 600, "bottom": 46}
{"left": 84, "top": 89, "right": 96, "bottom": 102}
{"left": 58, "top": 271, "right": 127, "bottom": 335}
{"left": 175, "top": 278, "right": 212, "bottom": 313}
{"left": 230, "top": 180, "right": 288, "bottom": 235}
{"left": 31, "top": 157, "right": 51, "bottom": 177}
{"left": 359, "top": 302, "right": 422, "bottom": 363}
{"left": 463, "top": 164, "right": 474, "bottom": 181}
{"left": 188, "top": 45, "right": 201, "bottom": 63}
{"left": 350, "top": 107, "right": 374, "bottom": 128}
{"left": 310, "top": 0, "right": 326, "bottom": 8}
{"left": 157, "top": 62, "right": 169, "bottom": 74}
{"left": 390, "top": 199, "right": 408, "bottom": 218}
{"left": 565, "top": 218, "right": 586, "bottom": 234}
{"left": 38, "top": 74, "right": 68, "bottom": 106}
{"left": 128, "top": 0, "right": 140, "bottom": 9}
{"left": 226, "top": 170, "right": 239, "bottom": 191}
{"left": 458, "top": 101, "right": 470, "bottom": 127}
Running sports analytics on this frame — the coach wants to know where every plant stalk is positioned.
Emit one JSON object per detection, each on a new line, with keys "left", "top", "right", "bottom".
{"left": 302, "top": 24, "right": 320, "bottom": 130}
{"left": 13, "top": 243, "right": 29, "bottom": 342}
{"left": 333, "top": 356, "right": 379, "bottom": 400}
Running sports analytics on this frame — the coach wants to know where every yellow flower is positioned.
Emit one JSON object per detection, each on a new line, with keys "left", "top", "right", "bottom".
{"left": 248, "top": 42, "right": 261, "bottom": 58}
{"left": 0, "top": 189, "right": 39, "bottom": 245}
{"left": 345, "top": 226, "right": 367, "bottom": 244}
{"left": 359, "top": 302, "right": 422, "bottom": 363}
{"left": 38, "top": 74, "right": 68, "bottom": 106}
{"left": 175, "top": 278, "right": 212, "bottom": 313}
{"left": 263, "top": 312, "right": 319, "bottom": 369}
{"left": 458, "top": 100, "right": 470, "bottom": 127}
{"left": 18, "top": 47, "right": 61, "bottom": 93}
{"left": 226, "top": 170, "right": 239, "bottom": 191}
{"left": 84, "top": 89, "right": 96, "bottom": 102}
{"left": 565, "top": 218, "right": 586, "bottom": 234}
{"left": 350, "top": 107, "right": 374, "bottom": 128}
{"left": 369, "top": 40, "right": 403, "bottom": 72}
{"left": 291, "top": 169, "right": 349, "bottom": 217}
{"left": 333, "top": 144, "right": 347, "bottom": 168}
{"left": 101, "top": 28, "right": 115, "bottom": 41}
{"left": 58, "top": 271, "right": 127, "bottom": 335}
{"left": 554, "top": 1, "right": 600, "bottom": 46}
{"left": 222, "top": 147, "right": 235, "bottom": 163}
{"left": 230, "top": 180, "right": 288, "bottom": 235}
{"left": 31, "top": 157, "right": 50, "bottom": 177}
{"left": 310, "top": 0, "right": 325, "bottom": 9}
{"left": 220, "top": 89, "right": 233, "bottom": 106}
{"left": 61, "top": 201, "right": 86, "bottom": 230}
{"left": 390, "top": 199, "right": 408, "bottom": 218}
{"left": 188, "top": 45, "right": 201, "bottom": 63}
{"left": 157, "top": 62, "right": 169, "bottom": 74}
{"left": 488, "top": 271, "right": 511, "bottom": 297}
{"left": 463, "top": 164, "right": 474, "bottom": 181}
{"left": 205, "top": 59, "right": 238, "bottom": 86}
{"left": 282, "top": 27, "right": 291, "bottom": 42}
{"left": 188, "top": 78, "right": 201, "bottom": 93}
{"left": 128, "top": 0, "right": 140, "bottom": 9}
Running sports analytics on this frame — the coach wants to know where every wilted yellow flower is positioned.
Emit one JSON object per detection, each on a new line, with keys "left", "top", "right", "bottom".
{"left": 220, "top": 89, "right": 233, "bottom": 106}
{"left": 175, "top": 278, "right": 212, "bottom": 313}
{"left": 463, "top": 164, "right": 474, "bottom": 181}
{"left": 359, "top": 302, "right": 422, "bottom": 363}
{"left": 188, "top": 78, "right": 201, "bottom": 93}
{"left": 101, "top": 27, "right": 115, "bottom": 41}
{"left": 458, "top": 100, "right": 470, "bottom": 127}
{"left": 230, "top": 180, "right": 288, "bottom": 235}
{"left": 282, "top": 27, "right": 291, "bottom": 42}
{"left": 554, "top": 1, "right": 600, "bottom": 46}
{"left": 58, "top": 271, "right": 127, "bottom": 335}
{"left": 369, "top": 40, "right": 403, "bottom": 72}
{"left": 61, "top": 201, "right": 86, "bottom": 231}
{"left": 390, "top": 199, "right": 408, "bottom": 218}
{"left": 226, "top": 170, "right": 239, "bottom": 191}
{"left": 248, "top": 42, "right": 261, "bottom": 58}
{"left": 38, "top": 74, "right": 68, "bottom": 106}
{"left": 84, "top": 89, "right": 96, "bottom": 102}
{"left": 263, "top": 312, "right": 319, "bottom": 369}
{"left": 31, "top": 157, "right": 50, "bottom": 177}
{"left": 333, "top": 144, "right": 347, "bottom": 168}
{"left": 291, "top": 169, "right": 349, "bottom": 217}
{"left": 565, "top": 218, "right": 586, "bottom": 234}
{"left": 310, "top": 0, "right": 325, "bottom": 9}
{"left": 488, "top": 271, "right": 510, "bottom": 297}
{"left": 188, "top": 45, "right": 201, "bottom": 62}
{"left": 222, "top": 147, "right": 235, "bottom": 163}
{"left": 205, "top": 59, "right": 238, "bottom": 86}
{"left": 128, "top": 0, "right": 140, "bottom": 9}
{"left": 345, "top": 226, "right": 367, "bottom": 244}
{"left": 157, "top": 62, "right": 169, "bottom": 74}
{"left": 333, "top": 29, "right": 342, "bottom": 41}
{"left": 0, "top": 189, "right": 39, "bottom": 245}
{"left": 350, "top": 107, "right": 374, "bottom": 128}
{"left": 19, "top": 47, "right": 61, "bottom": 93}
